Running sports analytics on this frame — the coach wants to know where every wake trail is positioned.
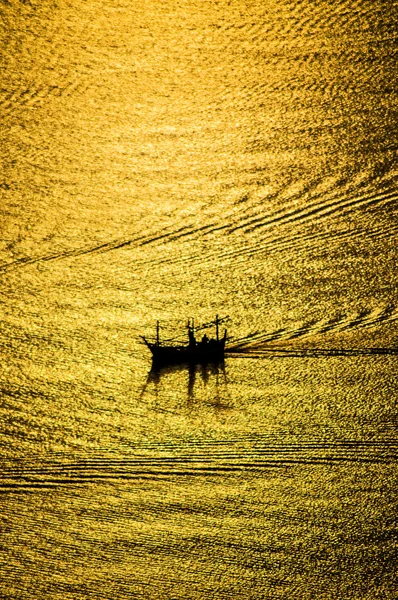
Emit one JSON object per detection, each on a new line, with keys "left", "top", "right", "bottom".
{"left": 1, "top": 437, "right": 396, "bottom": 491}
{"left": 227, "top": 305, "right": 398, "bottom": 350}
{"left": 226, "top": 347, "right": 398, "bottom": 358}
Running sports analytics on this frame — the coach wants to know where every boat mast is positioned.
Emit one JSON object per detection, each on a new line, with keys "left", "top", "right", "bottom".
{"left": 215, "top": 314, "right": 219, "bottom": 341}
{"left": 156, "top": 320, "right": 160, "bottom": 346}
{"left": 188, "top": 318, "right": 196, "bottom": 348}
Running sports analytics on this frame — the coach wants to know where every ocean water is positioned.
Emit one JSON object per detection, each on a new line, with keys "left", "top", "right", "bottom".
{"left": 1, "top": 0, "right": 397, "bottom": 598}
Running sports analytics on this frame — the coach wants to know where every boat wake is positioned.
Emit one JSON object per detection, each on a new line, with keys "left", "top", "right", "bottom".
{"left": 226, "top": 304, "right": 398, "bottom": 352}
{"left": 226, "top": 347, "right": 398, "bottom": 358}
{"left": 1, "top": 437, "right": 396, "bottom": 492}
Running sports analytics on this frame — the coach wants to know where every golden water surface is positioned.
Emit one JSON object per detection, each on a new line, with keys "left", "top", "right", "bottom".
{"left": 1, "top": 1, "right": 397, "bottom": 598}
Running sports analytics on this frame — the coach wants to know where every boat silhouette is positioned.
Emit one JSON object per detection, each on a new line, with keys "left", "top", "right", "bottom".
{"left": 142, "top": 315, "right": 228, "bottom": 365}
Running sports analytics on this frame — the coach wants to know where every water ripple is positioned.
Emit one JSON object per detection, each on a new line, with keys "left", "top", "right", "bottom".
{"left": 1, "top": 438, "right": 396, "bottom": 491}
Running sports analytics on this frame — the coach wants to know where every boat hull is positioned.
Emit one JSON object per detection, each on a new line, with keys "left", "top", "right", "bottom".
{"left": 145, "top": 340, "right": 226, "bottom": 365}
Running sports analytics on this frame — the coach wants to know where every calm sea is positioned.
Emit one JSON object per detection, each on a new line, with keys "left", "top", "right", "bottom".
{"left": 1, "top": 0, "right": 397, "bottom": 598}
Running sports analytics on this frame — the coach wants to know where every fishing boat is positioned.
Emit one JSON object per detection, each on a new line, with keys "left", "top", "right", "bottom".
{"left": 142, "top": 315, "right": 228, "bottom": 365}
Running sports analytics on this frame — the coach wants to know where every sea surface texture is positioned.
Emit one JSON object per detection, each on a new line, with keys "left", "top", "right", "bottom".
{"left": 1, "top": 1, "right": 397, "bottom": 598}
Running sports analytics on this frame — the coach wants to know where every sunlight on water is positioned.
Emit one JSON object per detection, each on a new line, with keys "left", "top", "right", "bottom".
{"left": 0, "top": 0, "right": 397, "bottom": 598}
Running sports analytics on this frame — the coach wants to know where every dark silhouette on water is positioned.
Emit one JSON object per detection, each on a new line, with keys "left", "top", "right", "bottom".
{"left": 226, "top": 346, "right": 398, "bottom": 358}
{"left": 142, "top": 315, "right": 228, "bottom": 365}
{"left": 140, "top": 359, "right": 227, "bottom": 404}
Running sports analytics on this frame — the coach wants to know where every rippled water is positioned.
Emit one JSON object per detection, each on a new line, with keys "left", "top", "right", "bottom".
{"left": 1, "top": 0, "right": 397, "bottom": 598}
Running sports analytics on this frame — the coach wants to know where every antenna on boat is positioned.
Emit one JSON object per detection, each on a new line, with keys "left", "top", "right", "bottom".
{"left": 216, "top": 314, "right": 219, "bottom": 341}
{"left": 156, "top": 320, "right": 160, "bottom": 346}
{"left": 187, "top": 317, "right": 196, "bottom": 348}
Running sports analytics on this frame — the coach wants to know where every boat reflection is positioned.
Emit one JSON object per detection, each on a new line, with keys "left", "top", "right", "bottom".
{"left": 141, "top": 359, "right": 227, "bottom": 404}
